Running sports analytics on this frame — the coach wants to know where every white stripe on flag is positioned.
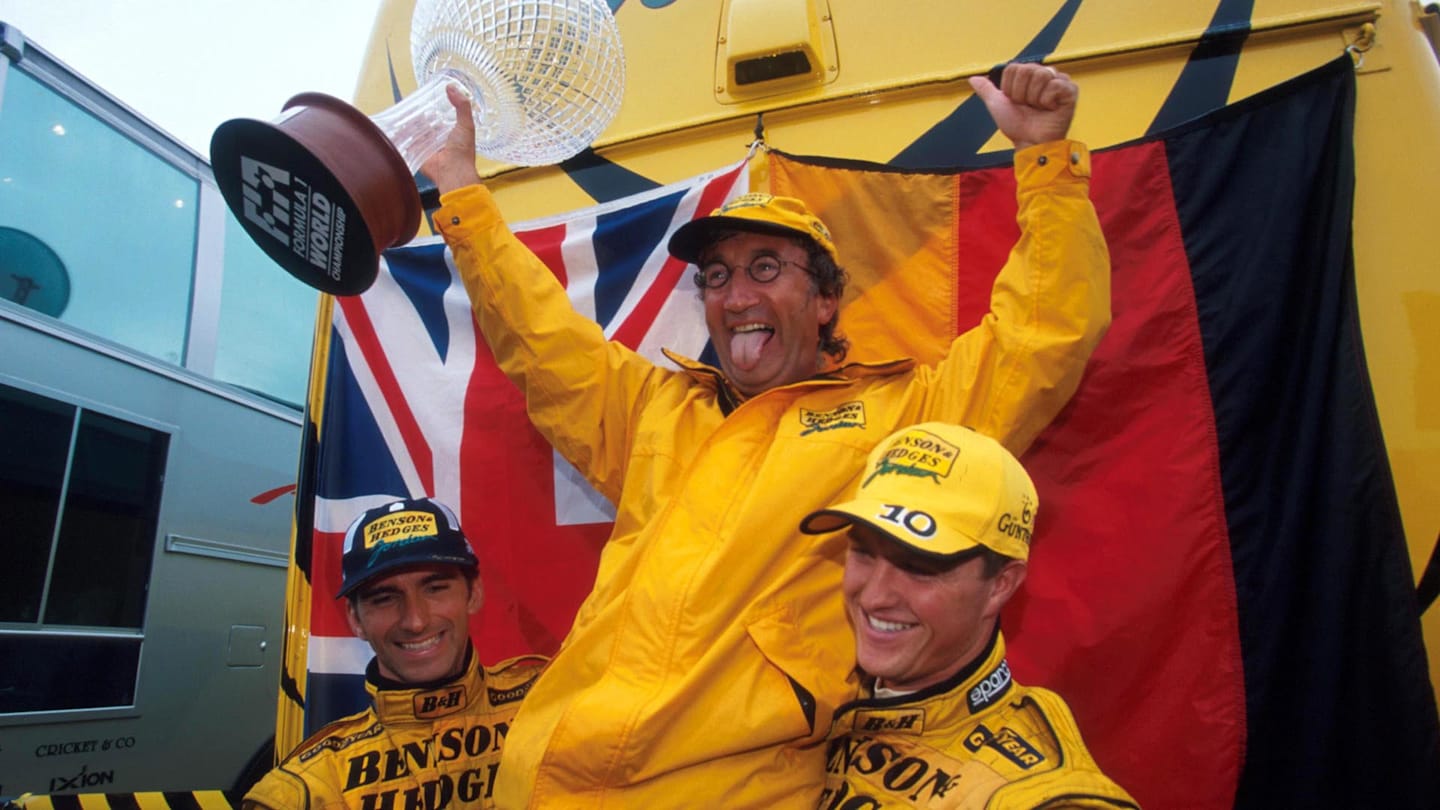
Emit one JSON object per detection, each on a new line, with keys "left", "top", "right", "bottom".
{"left": 314, "top": 494, "right": 408, "bottom": 534}
{"left": 309, "top": 635, "right": 374, "bottom": 675}
{"left": 554, "top": 449, "right": 617, "bottom": 525}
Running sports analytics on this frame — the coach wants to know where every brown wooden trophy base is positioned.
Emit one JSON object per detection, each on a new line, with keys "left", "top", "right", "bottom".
{"left": 211, "top": 93, "right": 421, "bottom": 297}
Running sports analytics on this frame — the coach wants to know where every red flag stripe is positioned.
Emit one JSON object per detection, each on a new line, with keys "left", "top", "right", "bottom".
{"left": 336, "top": 295, "right": 435, "bottom": 495}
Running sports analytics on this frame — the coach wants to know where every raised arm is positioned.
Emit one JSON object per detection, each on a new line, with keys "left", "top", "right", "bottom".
{"left": 422, "top": 83, "right": 662, "bottom": 503}
{"left": 968, "top": 62, "right": 1079, "bottom": 149}
{"left": 420, "top": 83, "right": 483, "bottom": 194}
{"left": 926, "top": 62, "right": 1108, "bottom": 455}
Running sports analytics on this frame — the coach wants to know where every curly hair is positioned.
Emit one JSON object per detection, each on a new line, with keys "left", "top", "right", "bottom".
{"left": 693, "top": 229, "right": 851, "bottom": 363}
{"left": 803, "top": 238, "right": 850, "bottom": 362}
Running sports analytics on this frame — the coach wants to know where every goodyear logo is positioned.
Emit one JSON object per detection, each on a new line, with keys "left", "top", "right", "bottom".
{"left": 489, "top": 677, "right": 537, "bottom": 706}
{"left": 298, "top": 723, "right": 385, "bottom": 763}
{"left": 864, "top": 428, "right": 958, "bottom": 487}
{"left": 964, "top": 722, "right": 1045, "bottom": 770}
{"left": 800, "top": 401, "right": 865, "bottom": 435}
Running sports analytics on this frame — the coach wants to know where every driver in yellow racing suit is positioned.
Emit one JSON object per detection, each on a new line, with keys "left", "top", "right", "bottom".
{"left": 801, "top": 423, "right": 1138, "bottom": 809}
{"left": 243, "top": 497, "right": 544, "bottom": 810}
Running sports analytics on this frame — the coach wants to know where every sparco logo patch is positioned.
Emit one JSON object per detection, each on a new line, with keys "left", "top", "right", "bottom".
{"left": 800, "top": 402, "right": 866, "bottom": 435}
{"left": 415, "top": 686, "right": 467, "bottom": 718}
{"left": 864, "top": 427, "right": 958, "bottom": 487}
{"left": 966, "top": 660, "right": 1012, "bottom": 713}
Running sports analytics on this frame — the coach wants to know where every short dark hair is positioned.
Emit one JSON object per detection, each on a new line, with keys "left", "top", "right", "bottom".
{"left": 926, "top": 544, "right": 1017, "bottom": 580}
{"left": 975, "top": 546, "right": 1016, "bottom": 579}
{"left": 695, "top": 229, "right": 850, "bottom": 362}
{"left": 804, "top": 238, "right": 850, "bottom": 362}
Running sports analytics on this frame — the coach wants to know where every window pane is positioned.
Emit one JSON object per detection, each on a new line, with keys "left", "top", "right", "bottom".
{"left": 0, "top": 385, "right": 74, "bottom": 623}
{"left": 0, "top": 69, "right": 197, "bottom": 364}
{"left": 44, "top": 411, "right": 167, "bottom": 628}
{"left": 0, "top": 634, "right": 141, "bottom": 713}
{"left": 213, "top": 211, "right": 318, "bottom": 406}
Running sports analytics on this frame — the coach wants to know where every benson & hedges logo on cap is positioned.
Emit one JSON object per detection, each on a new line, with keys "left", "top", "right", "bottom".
{"left": 363, "top": 509, "right": 440, "bottom": 564}
{"left": 799, "top": 422, "right": 1038, "bottom": 561}
{"left": 863, "top": 427, "right": 959, "bottom": 487}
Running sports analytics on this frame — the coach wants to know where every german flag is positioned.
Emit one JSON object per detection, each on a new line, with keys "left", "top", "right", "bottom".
{"left": 772, "top": 54, "right": 1440, "bottom": 809}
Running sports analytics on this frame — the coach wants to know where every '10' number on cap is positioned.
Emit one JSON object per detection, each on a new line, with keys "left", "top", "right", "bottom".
{"left": 876, "top": 504, "right": 938, "bottom": 539}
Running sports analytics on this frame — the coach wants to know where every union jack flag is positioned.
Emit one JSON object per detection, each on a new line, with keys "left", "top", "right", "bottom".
{"left": 297, "top": 160, "right": 749, "bottom": 733}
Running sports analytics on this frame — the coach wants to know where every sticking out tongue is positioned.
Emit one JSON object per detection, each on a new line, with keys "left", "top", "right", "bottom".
{"left": 731, "top": 328, "right": 772, "bottom": 371}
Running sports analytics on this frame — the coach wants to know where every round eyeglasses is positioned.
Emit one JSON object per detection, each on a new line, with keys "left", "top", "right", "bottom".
{"left": 693, "top": 256, "right": 813, "bottom": 290}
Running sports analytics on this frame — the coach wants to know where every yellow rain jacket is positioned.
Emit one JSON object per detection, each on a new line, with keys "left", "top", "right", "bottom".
{"left": 434, "top": 140, "right": 1108, "bottom": 809}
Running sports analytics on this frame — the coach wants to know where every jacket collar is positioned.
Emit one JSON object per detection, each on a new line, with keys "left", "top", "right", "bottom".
{"left": 662, "top": 349, "right": 916, "bottom": 413}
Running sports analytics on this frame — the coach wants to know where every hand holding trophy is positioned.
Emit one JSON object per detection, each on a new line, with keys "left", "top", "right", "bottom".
{"left": 210, "top": 0, "right": 625, "bottom": 295}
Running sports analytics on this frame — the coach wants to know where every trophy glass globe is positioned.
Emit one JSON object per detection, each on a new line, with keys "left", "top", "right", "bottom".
{"left": 210, "top": 0, "right": 625, "bottom": 296}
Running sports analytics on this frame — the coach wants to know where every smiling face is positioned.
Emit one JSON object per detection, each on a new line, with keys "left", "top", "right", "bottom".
{"left": 700, "top": 231, "right": 838, "bottom": 397}
{"left": 346, "top": 563, "right": 482, "bottom": 684}
{"left": 842, "top": 524, "right": 1025, "bottom": 692}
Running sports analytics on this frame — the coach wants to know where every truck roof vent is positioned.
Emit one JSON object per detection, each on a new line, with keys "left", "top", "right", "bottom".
{"left": 735, "top": 50, "right": 814, "bottom": 86}
{"left": 715, "top": 0, "right": 838, "bottom": 103}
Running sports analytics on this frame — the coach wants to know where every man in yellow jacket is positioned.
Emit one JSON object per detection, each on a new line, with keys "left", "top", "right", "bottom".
{"left": 422, "top": 62, "right": 1108, "bottom": 808}
{"left": 801, "top": 423, "right": 1137, "bottom": 809}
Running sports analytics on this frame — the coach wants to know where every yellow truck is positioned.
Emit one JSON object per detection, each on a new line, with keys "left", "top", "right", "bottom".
{"left": 7, "top": 1, "right": 1438, "bottom": 807}
{"left": 314, "top": 1, "right": 1440, "bottom": 807}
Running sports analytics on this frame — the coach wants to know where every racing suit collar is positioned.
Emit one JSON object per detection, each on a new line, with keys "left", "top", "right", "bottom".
{"left": 366, "top": 643, "right": 482, "bottom": 725}
{"left": 841, "top": 624, "right": 1010, "bottom": 722}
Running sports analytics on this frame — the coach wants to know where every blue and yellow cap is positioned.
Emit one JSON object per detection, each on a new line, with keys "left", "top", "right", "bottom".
{"left": 336, "top": 497, "right": 479, "bottom": 598}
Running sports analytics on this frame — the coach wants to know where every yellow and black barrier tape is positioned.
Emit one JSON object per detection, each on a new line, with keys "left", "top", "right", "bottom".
{"left": 4, "top": 792, "right": 235, "bottom": 810}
